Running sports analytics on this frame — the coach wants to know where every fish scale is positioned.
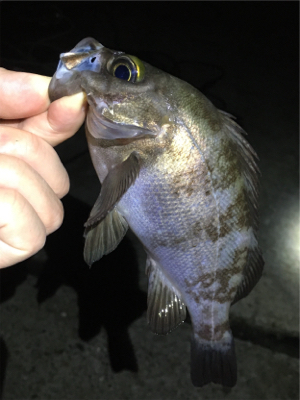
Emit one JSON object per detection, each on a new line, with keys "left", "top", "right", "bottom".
{"left": 117, "top": 125, "right": 238, "bottom": 343}
{"left": 49, "top": 37, "right": 264, "bottom": 387}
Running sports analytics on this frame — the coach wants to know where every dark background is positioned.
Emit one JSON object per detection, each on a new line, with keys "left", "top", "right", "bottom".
{"left": 0, "top": 2, "right": 299, "bottom": 400}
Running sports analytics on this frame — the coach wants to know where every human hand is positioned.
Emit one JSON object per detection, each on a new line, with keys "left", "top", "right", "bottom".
{"left": 0, "top": 67, "right": 87, "bottom": 268}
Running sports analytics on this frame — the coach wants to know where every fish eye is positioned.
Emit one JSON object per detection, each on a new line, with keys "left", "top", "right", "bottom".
{"left": 109, "top": 55, "right": 145, "bottom": 83}
{"left": 114, "top": 63, "right": 131, "bottom": 81}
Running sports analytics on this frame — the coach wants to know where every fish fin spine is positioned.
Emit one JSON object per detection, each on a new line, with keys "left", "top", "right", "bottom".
{"left": 146, "top": 257, "right": 186, "bottom": 335}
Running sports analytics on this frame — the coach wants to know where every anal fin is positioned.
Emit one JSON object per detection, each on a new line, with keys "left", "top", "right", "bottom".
{"left": 84, "top": 208, "right": 128, "bottom": 266}
{"left": 146, "top": 257, "right": 186, "bottom": 335}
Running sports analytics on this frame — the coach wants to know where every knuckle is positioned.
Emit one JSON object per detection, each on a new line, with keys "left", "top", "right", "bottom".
{"left": 0, "top": 127, "right": 12, "bottom": 150}
{"left": 0, "top": 187, "right": 47, "bottom": 266}
{"left": 25, "top": 130, "right": 41, "bottom": 157}
{"left": 1, "top": 187, "right": 23, "bottom": 213}
{"left": 0, "top": 126, "right": 37, "bottom": 157}
{"left": 27, "top": 231, "right": 46, "bottom": 256}
{"left": 46, "top": 198, "right": 64, "bottom": 234}
{"left": 57, "top": 172, "right": 70, "bottom": 198}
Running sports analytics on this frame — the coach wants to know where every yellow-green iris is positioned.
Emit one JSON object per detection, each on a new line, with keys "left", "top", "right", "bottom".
{"left": 110, "top": 55, "right": 145, "bottom": 83}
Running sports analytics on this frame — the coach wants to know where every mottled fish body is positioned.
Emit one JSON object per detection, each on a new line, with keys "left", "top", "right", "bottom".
{"left": 49, "top": 38, "right": 263, "bottom": 387}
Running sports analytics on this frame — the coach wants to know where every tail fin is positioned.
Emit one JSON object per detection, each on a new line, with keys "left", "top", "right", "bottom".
{"left": 190, "top": 333, "right": 237, "bottom": 387}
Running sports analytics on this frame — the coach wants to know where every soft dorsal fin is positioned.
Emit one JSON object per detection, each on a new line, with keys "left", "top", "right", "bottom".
{"left": 232, "top": 246, "right": 264, "bottom": 304}
{"left": 220, "top": 111, "right": 264, "bottom": 303}
{"left": 84, "top": 151, "right": 140, "bottom": 229}
{"left": 146, "top": 257, "right": 186, "bottom": 335}
{"left": 84, "top": 208, "right": 128, "bottom": 266}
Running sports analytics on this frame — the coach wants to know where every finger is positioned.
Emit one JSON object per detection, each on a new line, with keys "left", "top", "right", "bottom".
{"left": 0, "top": 188, "right": 46, "bottom": 268}
{"left": 16, "top": 92, "right": 87, "bottom": 147}
{"left": 0, "top": 154, "right": 64, "bottom": 234}
{"left": 0, "top": 125, "right": 70, "bottom": 198}
{"left": 0, "top": 68, "right": 51, "bottom": 119}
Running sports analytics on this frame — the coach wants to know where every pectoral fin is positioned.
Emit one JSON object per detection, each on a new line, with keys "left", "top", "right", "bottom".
{"left": 146, "top": 257, "right": 186, "bottom": 335}
{"left": 84, "top": 151, "right": 140, "bottom": 229}
{"left": 83, "top": 151, "right": 140, "bottom": 266}
{"left": 84, "top": 208, "right": 128, "bottom": 266}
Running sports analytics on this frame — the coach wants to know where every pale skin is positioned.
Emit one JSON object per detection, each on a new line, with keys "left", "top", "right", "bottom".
{"left": 0, "top": 67, "right": 87, "bottom": 268}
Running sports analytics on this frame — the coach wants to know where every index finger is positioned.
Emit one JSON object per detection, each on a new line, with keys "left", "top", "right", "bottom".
{"left": 0, "top": 68, "right": 87, "bottom": 147}
{"left": 0, "top": 68, "right": 51, "bottom": 119}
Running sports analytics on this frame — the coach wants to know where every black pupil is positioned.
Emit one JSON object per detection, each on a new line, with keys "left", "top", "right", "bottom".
{"left": 114, "top": 64, "right": 130, "bottom": 80}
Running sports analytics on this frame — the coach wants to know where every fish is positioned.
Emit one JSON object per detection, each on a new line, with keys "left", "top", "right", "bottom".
{"left": 49, "top": 37, "right": 264, "bottom": 387}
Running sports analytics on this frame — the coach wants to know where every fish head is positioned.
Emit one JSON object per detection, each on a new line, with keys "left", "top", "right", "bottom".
{"left": 49, "top": 37, "right": 175, "bottom": 140}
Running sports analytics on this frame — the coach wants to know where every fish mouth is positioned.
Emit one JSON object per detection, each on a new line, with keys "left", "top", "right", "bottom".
{"left": 87, "top": 101, "right": 157, "bottom": 140}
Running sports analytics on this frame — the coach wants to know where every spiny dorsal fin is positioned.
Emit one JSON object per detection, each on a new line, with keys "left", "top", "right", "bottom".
{"left": 84, "top": 208, "right": 128, "bottom": 267}
{"left": 146, "top": 257, "right": 186, "bottom": 335}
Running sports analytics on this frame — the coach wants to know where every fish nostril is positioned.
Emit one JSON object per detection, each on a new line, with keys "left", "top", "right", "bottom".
{"left": 90, "top": 57, "right": 96, "bottom": 63}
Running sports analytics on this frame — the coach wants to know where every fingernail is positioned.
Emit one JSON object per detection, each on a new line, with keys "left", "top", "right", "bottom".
{"left": 61, "top": 92, "right": 87, "bottom": 113}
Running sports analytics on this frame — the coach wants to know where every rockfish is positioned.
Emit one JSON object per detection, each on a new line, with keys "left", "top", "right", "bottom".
{"left": 49, "top": 37, "right": 264, "bottom": 387}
